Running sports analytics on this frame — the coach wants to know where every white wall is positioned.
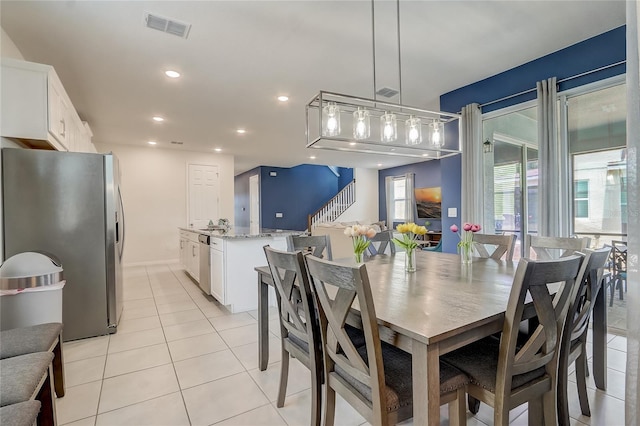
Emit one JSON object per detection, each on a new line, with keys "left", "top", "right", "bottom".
{"left": 1, "top": 27, "right": 24, "bottom": 60}
{"left": 336, "top": 168, "right": 380, "bottom": 223}
{"left": 95, "top": 143, "right": 234, "bottom": 266}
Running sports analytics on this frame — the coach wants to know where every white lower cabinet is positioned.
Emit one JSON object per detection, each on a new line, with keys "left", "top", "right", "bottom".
{"left": 210, "top": 241, "right": 225, "bottom": 304}
{"left": 178, "top": 230, "right": 200, "bottom": 283}
{"left": 208, "top": 235, "right": 286, "bottom": 313}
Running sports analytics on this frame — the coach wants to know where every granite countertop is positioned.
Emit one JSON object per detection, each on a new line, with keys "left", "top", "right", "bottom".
{"left": 179, "top": 226, "right": 304, "bottom": 239}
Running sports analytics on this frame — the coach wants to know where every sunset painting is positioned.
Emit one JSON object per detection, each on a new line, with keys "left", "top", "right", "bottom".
{"left": 415, "top": 186, "right": 442, "bottom": 219}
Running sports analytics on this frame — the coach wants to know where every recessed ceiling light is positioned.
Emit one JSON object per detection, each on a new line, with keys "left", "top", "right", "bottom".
{"left": 214, "top": 148, "right": 222, "bottom": 152}
{"left": 165, "top": 70, "right": 181, "bottom": 78}
{"left": 236, "top": 129, "right": 246, "bottom": 134}
{"left": 377, "top": 163, "right": 382, "bottom": 167}
{"left": 277, "top": 95, "right": 289, "bottom": 102}
{"left": 152, "top": 116, "right": 164, "bottom": 122}
{"left": 148, "top": 141, "right": 157, "bottom": 145}
{"left": 422, "top": 153, "right": 429, "bottom": 157}
{"left": 309, "top": 156, "right": 316, "bottom": 160}
{"left": 349, "top": 142, "right": 356, "bottom": 146}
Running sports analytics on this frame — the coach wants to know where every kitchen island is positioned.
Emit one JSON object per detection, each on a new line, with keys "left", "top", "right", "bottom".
{"left": 178, "top": 227, "right": 302, "bottom": 313}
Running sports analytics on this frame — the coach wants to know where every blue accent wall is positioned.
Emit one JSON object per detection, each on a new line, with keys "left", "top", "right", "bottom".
{"left": 234, "top": 165, "right": 354, "bottom": 231}
{"left": 337, "top": 167, "right": 354, "bottom": 190}
{"left": 378, "top": 161, "right": 442, "bottom": 231}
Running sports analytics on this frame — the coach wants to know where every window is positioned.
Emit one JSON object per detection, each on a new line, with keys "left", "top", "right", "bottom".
{"left": 392, "top": 177, "right": 407, "bottom": 221}
{"left": 574, "top": 179, "right": 589, "bottom": 218}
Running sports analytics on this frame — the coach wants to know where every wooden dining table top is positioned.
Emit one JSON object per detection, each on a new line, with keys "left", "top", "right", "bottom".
{"left": 344, "top": 251, "right": 518, "bottom": 346}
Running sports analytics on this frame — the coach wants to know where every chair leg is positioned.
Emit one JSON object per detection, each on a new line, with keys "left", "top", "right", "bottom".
{"left": 37, "top": 365, "right": 57, "bottom": 426}
{"left": 576, "top": 351, "right": 591, "bottom": 417}
{"left": 618, "top": 277, "right": 624, "bottom": 301}
{"left": 528, "top": 397, "right": 543, "bottom": 426}
{"left": 448, "top": 388, "right": 467, "bottom": 426}
{"left": 557, "top": 355, "right": 571, "bottom": 426}
{"left": 310, "top": 361, "right": 322, "bottom": 426}
{"left": 610, "top": 277, "right": 615, "bottom": 307}
{"left": 276, "top": 349, "right": 289, "bottom": 408}
{"left": 468, "top": 394, "right": 480, "bottom": 414}
{"left": 323, "top": 384, "right": 336, "bottom": 426}
{"left": 53, "top": 337, "right": 65, "bottom": 397}
{"left": 542, "top": 389, "right": 558, "bottom": 426}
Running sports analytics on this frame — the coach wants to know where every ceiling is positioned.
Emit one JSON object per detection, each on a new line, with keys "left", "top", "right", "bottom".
{"left": 1, "top": 1, "right": 625, "bottom": 175}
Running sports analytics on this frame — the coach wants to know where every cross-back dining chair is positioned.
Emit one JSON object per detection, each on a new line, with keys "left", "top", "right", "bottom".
{"left": 305, "top": 255, "right": 469, "bottom": 426}
{"left": 557, "top": 247, "right": 611, "bottom": 425}
{"left": 610, "top": 240, "right": 627, "bottom": 305}
{"left": 524, "top": 235, "right": 589, "bottom": 260}
{"left": 365, "top": 230, "right": 396, "bottom": 257}
{"left": 263, "top": 245, "right": 323, "bottom": 426}
{"left": 443, "top": 254, "right": 584, "bottom": 426}
{"left": 286, "top": 234, "right": 333, "bottom": 260}
{"left": 472, "top": 233, "right": 517, "bottom": 261}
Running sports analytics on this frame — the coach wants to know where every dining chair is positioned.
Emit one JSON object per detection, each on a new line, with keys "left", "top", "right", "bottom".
{"left": 609, "top": 240, "right": 627, "bottom": 305}
{"left": 264, "top": 245, "right": 323, "bottom": 425}
{"left": 472, "top": 233, "right": 517, "bottom": 261}
{"left": 305, "top": 255, "right": 469, "bottom": 426}
{"left": 557, "top": 247, "right": 611, "bottom": 425}
{"left": 286, "top": 234, "right": 333, "bottom": 260}
{"left": 422, "top": 238, "right": 442, "bottom": 252}
{"left": 524, "top": 235, "right": 589, "bottom": 260}
{"left": 442, "top": 254, "right": 584, "bottom": 426}
{"left": 365, "top": 230, "right": 396, "bottom": 256}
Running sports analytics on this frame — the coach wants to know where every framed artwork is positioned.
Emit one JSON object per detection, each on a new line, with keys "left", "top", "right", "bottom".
{"left": 415, "top": 186, "right": 441, "bottom": 219}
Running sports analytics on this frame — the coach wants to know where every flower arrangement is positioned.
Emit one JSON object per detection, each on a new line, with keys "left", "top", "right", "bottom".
{"left": 393, "top": 222, "right": 428, "bottom": 272}
{"left": 344, "top": 224, "right": 377, "bottom": 263}
{"left": 450, "top": 223, "right": 481, "bottom": 263}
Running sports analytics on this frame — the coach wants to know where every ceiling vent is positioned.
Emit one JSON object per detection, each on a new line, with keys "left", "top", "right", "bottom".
{"left": 144, "top": 12, "right": 191, "bottom": 39}
{"left": 376, "top": 87, "right": 399, "bottom": 98}
{"left": 170, "top": 141, "right": 184, "bottom": 145}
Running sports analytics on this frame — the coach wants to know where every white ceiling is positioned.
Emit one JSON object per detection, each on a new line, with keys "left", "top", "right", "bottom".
{"left": 1, "top": 1, "right": 625, "bottom": 174}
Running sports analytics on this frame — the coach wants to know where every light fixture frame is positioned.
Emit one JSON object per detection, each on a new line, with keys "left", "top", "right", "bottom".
{"left": 306, "top": 91, "right": 461, "bottom": 159}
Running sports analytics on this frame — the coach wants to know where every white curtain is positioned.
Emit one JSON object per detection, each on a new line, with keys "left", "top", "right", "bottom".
{"left": 385, "top": 176, "right": 394, "bottom": 229}
{"left": 626, "top": 0, "right": 640, "bottom": 422}
{"left": 405, "top": 173, "right": 415, "bottom": 223}
{"left": 460, "top": 103, "right": 483, "bottom": 225}
{"left": 536, "top": 77, "right": 566, "bottom": 237}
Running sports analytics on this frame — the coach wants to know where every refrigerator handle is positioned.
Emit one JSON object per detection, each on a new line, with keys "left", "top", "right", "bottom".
{"left": 117, "top": 186, "right": 126, "bottom": 260}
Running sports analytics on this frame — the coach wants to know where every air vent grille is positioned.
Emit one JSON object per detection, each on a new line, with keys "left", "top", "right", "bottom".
{"left": 171, "top": 141, "right": 184, "bottom": 145}
{"left": 376, "top": 87, "right": 399, "bottom": 98}
{"left": 144, "top": 12, "right": 191, "bottom": 39}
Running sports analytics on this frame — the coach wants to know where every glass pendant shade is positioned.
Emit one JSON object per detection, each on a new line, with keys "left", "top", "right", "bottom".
{"left": 352, "top": 108, "right": 370, "bottom": 140}
{"left": 429, "top": 120, "right": 444, "bottom": 147}
{"left": 380, "top": 112, "right": 398, "bottom": 142}
{"left": 322, "top": 102, "right": 341, "bottom": 137}
{"left": 405, "top": 116, "right": 422, "bottom": 145}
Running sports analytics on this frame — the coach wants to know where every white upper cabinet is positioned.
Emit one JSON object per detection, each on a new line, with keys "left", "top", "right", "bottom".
{"left": 1, "top": 58, "right": 94, "bottom": 153}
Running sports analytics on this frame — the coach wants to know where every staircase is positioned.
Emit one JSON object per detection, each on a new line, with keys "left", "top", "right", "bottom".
{"left": 307, "top": 179, "right": 356, "bottom": 231}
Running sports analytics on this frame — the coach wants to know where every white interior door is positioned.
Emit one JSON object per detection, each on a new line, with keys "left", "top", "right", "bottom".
{"left": 188, "top": 164, "right": 219, "bottom": 228}
{"left": 249, "top": 174, "right": 260, "bottom": 234}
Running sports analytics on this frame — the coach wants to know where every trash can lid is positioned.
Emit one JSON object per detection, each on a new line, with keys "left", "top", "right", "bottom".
{"left": 0, "top": 252, "right": 64, "bottom": 290}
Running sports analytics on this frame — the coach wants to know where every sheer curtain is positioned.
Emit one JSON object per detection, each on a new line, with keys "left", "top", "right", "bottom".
{"left": 385, "top": 176, "right": 394, "bottom": 230}
{"left": 460, "top": 103, "right": 483, "bottom": 225}
{"left": 536, "top": 77, "right": 568, "bottom": 237}
{"left": 626, "top": 0, "right": 640, "bottom": 422}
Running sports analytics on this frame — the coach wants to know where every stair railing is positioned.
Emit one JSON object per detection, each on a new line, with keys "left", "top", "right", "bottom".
{"left": 307, "top": 179, "right": 356, "bottom": 232}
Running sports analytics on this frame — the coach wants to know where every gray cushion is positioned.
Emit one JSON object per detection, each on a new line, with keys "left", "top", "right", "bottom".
{"left": 0, "top": 401, "right": 41, "bottom": 426}
{"left": 0, "top": 352, "right": 53, "bottom": 407}
{"left": 336, "top": 342, "right": 468, "bottom": 413}
{"left": 442, "top": 336, "right": 546, "bottom": 393}
{"left": 0, "top": 323, "right": 62, "bottom": 359}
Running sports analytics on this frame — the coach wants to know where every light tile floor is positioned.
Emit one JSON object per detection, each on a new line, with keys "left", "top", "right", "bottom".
{"left": 56, "top": 263, "right": 627, "bottom": 425}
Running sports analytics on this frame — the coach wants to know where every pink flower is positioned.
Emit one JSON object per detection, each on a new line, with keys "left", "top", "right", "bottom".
{"left": 365, "top": 228, "right": 376, "bottom": 238}
{"left": 470, "top": 224, "right": 481, "bottom": 232}
{"left": 463, "top": 223, "right": 472, "bottom": 232}
{"left": 450, "top": 224, "right": 458, "bottom": 233}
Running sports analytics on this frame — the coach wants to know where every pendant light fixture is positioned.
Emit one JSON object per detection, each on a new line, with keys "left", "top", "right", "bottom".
{"left": 305, "top": 0, "right": 461, "bottom": 159}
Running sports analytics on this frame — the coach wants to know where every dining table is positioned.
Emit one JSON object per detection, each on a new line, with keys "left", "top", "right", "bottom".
{"left": 255, "top": 250, "right": 609, "bottom": 425}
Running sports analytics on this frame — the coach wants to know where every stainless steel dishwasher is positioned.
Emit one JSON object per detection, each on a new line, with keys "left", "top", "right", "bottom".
{"left": 198, "top": 234, "right": 211, "bottom": 295}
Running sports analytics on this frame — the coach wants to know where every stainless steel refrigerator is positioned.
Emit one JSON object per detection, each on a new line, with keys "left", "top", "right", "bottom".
{"left": 2, "top": 148, "right": 124, "bottom": 341}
